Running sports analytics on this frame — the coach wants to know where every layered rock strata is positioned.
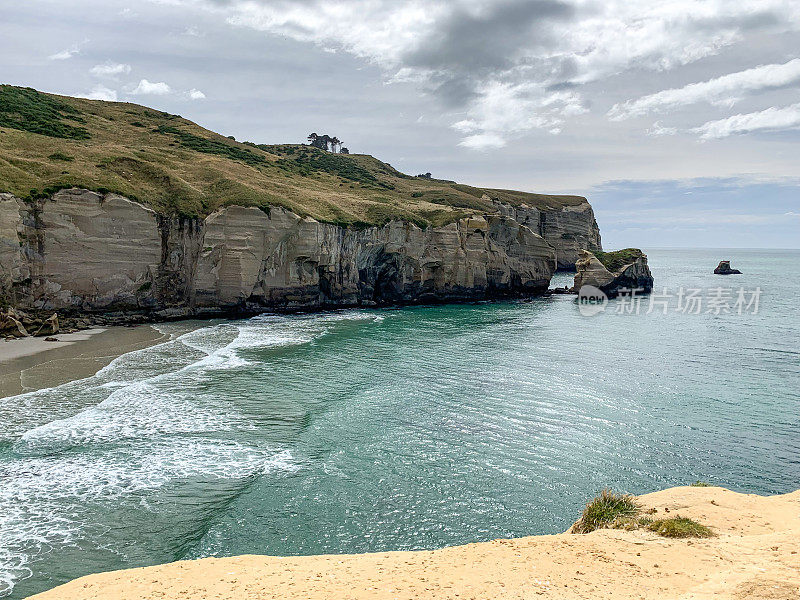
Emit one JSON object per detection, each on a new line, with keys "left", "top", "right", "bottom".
{"left": 573, "top": 249, "right": 654, "bottom": 297}
{"left": 493, "top": 198, "right": 602, "bottom": 269}
{"left": 0, "top": 189, "right": 559, "bottom": 316}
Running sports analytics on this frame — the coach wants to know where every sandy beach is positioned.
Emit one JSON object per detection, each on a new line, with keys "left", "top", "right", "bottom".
{"left": 26, "top": 485, "right": 800, "bottom": 600}
{"left": 0, "top": 325, "right": 169, "bottom": 398}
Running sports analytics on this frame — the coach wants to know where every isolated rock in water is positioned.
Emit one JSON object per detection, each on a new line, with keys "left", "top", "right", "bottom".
{"left": 573, "top": 249, "right": 654, "bottom": 298}
{"left": 714, "top": 260, "right": 742, "bottom": 275}
{"left": 44, "top": 336, "right": 59, "bottom": 342}
{"left": 0, "top": 310, "right": 29, "bottom": 338}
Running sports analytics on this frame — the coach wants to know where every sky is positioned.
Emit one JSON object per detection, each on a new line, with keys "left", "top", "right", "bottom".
{"left": 1, "top": 0, "right": 798, "bottom": 248}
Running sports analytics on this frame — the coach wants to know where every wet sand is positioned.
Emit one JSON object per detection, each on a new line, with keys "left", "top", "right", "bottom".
{"left": 0, "top": 325, "right": 168, "bottom": 398}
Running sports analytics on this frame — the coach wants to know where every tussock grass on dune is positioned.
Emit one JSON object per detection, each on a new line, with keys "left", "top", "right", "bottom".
{"left": 646, "top": 517, "right": 714, "bottom": 538}
{"left": 572, "top": 489, "right": 714, "bottom": 538}
{"left": 572, "top": 489, "right": 641, "bottom": 533}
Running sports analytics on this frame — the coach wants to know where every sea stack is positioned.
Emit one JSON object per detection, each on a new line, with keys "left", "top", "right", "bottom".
{"left": 573, "top": 249, "right": 654, "bottom": 298}
{"left": 714, "top": 260, "right": 742, "bottom": 275}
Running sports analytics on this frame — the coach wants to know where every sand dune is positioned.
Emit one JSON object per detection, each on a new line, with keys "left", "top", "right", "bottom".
{"left": 28, "top": 486, "right": 800, "bottom": 600}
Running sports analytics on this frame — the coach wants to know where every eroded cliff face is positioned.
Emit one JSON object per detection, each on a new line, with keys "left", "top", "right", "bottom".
{"left": 1, "top": 189, "right": 558, "bottom": 314}
{"left": 493, "top": 198, "right": 602, "bottom": 270}
{"left": 573, "top": 249, "right": 654, "bottom": 297}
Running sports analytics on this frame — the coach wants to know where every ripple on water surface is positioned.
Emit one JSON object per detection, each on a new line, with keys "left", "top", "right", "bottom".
{"left": 1, "top": 250, "right": 799, "bottom": 599}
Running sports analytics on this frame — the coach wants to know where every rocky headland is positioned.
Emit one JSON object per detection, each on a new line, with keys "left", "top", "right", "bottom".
{"left": 0, "top": 85, "right": 624, "bottom": 333}
{"left": 1, "top": 188, "right": 576, "bottom": 323}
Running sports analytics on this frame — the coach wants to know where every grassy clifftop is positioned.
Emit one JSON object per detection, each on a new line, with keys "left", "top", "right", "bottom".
{"left": 0, "top": 85, "right": 586, "bottom": 226}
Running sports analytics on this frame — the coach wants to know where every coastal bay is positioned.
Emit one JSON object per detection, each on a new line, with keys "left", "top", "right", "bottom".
{"left": 1, "top": 249, "right": 797, "bottom": 599}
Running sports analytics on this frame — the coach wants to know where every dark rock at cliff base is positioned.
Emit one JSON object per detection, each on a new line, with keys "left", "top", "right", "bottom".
{"left": 33, "top": 313, "right": 59, "bottom": 336}
{"left": 547, "top": 286, "right": 576, "bottom": 295}
{"left": 1, "top": 309, "right": 30, "bottom": 338}
{"left": 573, "top": 249, "right": 654, "bottom": 298}
{"left": 714, "top": 260, "right": 742, "bottom": 275}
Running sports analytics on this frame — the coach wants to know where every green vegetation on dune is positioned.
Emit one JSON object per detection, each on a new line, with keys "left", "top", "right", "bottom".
{"left": 572, "top": 489, "right": 714, "bottom": 538}
{"left": 572, "top": 489, "right": 640, "bottom": 533}
{"left": 0, "top": 84, "right": 588, "bottom": 226}
{"left": 646, "top": 517, "right": 713, "bottom": 538}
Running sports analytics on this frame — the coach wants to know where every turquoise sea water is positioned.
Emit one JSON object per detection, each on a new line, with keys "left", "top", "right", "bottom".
{"left": 1, "top": 248, "right": 798, "bottom": 598}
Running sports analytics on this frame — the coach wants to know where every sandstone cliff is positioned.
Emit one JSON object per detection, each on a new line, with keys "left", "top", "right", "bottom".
{"left": 0, "top": 189, "right": 557, "bottom": 315}
{"left": 573, "top": 248, "right": 654, "bottom": 297}
{"left": 494, "top": 198, "right": 602, "bottom": 269}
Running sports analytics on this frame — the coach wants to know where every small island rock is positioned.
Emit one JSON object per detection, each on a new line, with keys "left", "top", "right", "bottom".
{"left": 714, "top": 260, "right": 742, "bottom": 275}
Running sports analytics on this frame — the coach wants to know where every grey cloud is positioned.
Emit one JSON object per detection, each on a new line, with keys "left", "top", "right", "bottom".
{"left": 401, "top": 0, "right": 576, "bottom": 110}
{"left": 404, "top": 0, "right": 574, "bottom": 74}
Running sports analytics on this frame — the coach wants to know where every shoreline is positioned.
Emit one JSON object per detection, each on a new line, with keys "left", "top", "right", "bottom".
{"left": 26, "top": 485, "right": 800, "bottom": 600}
{"left": 0, "top": 325, "right": 169, "bottom": 398}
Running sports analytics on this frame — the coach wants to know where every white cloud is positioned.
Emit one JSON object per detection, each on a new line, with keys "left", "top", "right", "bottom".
{"left": 459, "top": 133, "right": 507, "bottom": 150}
{"left": 78, "top": 84, "right": 118, "bottom": 102}
{"left": 48, "top": 47, "right": 80, "bottom": 60}
{"left": 450, "top": 82, "right": 584, "bottom": 146}
{"left": 188, "top": 88, "right": 206, "bottom": 99}
{"left": 647, "top": 121, "right": 678, "bottom": 136}
{"left": 183, "top": 26, "right": 203, "bottom": 36}
{"left": 90, "top": 62, "right": 132, "bottom": 78}
{"left": 131, "top": 79, "right": 172, "bottom": 95}
{"left": 691, "top": 103, "right": 800, "bottom": 139}
{"left": 161, "top": 0, "right": 800, "bottom": 147}
{"left": 48, "top": 38, "right": 89, "bottom": 60}
{"left": 609, "top": 59, "right": 800, "bottom": 120}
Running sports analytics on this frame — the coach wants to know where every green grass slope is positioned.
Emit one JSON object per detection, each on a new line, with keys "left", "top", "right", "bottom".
{"left": 0, "top": 85, "right": 586, "bottom": 227}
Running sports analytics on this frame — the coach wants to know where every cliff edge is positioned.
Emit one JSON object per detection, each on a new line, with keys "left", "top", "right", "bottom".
{"left": 1, "top": 189, "right": 557, "bottom": 314}
{"left": 0, "top": 85, "right": 606, "bottom": 314}
{"left": 27, "top": 486, "right": 800, "bottom": 600}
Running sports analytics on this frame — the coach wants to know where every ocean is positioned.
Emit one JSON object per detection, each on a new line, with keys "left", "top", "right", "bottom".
{"left": 1, "top": 248, "right": 798, "bottom": 599}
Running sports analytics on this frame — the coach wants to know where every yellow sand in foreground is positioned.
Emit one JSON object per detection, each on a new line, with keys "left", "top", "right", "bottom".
{"left": 29, "top": 486, "right": 800, "bottom": 600}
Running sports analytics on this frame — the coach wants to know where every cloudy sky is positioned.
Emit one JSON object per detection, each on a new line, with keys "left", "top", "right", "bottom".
{"left": 2, "top": 0, "right": 799, "bottom": 248}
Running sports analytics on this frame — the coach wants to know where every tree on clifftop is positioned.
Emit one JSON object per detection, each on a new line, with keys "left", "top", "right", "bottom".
{"left": 307, "top": 132, "right": 327, "bottom": 150}
{"left": 306, "top": 132, "right": 345, "bottom": 153}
